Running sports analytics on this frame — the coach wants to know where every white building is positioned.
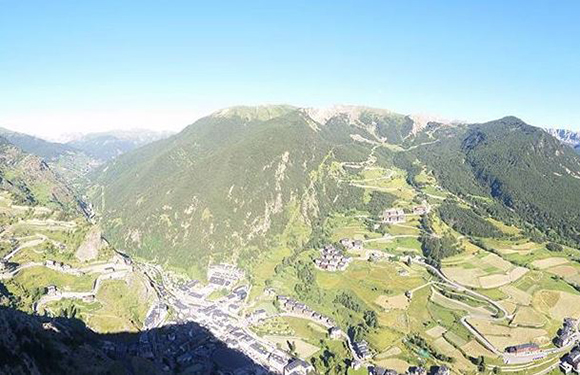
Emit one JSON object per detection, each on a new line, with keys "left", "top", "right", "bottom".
{"left": 382, "top": 208, "right": 405, "bottom": 224}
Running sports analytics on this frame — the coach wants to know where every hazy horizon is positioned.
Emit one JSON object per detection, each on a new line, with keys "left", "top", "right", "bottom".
{"left": 1, "top": 101, "right": 579, "bottom": 142}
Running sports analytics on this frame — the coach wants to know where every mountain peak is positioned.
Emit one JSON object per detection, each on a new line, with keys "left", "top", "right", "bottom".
{"left": 211, "top": 105, "right": 297, "bottom": 121}
{"left": 303, "top": 104, "right": 394, "bottom": 125}
{"left": 496, "top": 115, "right": 526, "bottom": 125}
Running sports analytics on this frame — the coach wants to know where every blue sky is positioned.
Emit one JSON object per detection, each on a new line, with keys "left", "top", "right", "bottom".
{"left": 1, "top": 0, "right": 579, "bottom": 138}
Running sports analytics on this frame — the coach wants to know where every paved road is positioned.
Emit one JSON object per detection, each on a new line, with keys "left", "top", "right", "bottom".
{"left": 33, "top": 267, "right": 130, "bottom": 312}
{"left": 415, "top": 258, "right": 580, "bottom": 370}
{"left": 3, "top": 236, "right": 47, "bottom": 260}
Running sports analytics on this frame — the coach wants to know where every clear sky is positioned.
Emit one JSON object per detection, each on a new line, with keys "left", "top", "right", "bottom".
{"left": 1, "top": 0, "right": 579, "bottom": 139}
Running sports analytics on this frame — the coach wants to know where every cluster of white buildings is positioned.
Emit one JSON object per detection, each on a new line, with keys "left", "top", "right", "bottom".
{"left": 382, "top": 203, "right": 430, "bottom": 224}
{"left": 382, "top": 208, "right": 405, "bottom": 224}
{"left": 277, "top": 295, "right": 336, "bottom": 328}
{"left": 313, "top": 245, "right": 352, "bottom": 272}
{"left": 194, "top": 304, "right": 312, "bottom": 374}
{"left": 207, "top": 263, "right": 245, "bottom": 289}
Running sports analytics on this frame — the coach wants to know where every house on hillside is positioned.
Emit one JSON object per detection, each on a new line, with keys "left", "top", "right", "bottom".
{"left": 560, "top": 348, "right": 580, "bottom": 373}
{"left": 354, "top": 340, "right": 371, "bottom": 359}
{"left": 382, "top": 208, "right": 405, "bottom": 224}
{"left": 284, "top": 358, "right": 314, "bottom": 375}
{"left": 370, "top": 367, "right": 398, "bottom": 375}
{"left": 412, "top": 204, "right": 431, "bottom": 215}
{"left": 407, "top": 366, "right": 427, "bottom": 375}
{"left": 46, "top": 285, "right": 58, "bottom": 295}
{"left": 328, "top": 326, "right": 342, "bottom": 339}
{"left": 505, "top": 343, "right": 540, "bottom": 355}
{"left": 433, "top": 366, "right": 450, "bottom": 375}
{"left": 555, "top": 318, "right": 577, "bottom": 348}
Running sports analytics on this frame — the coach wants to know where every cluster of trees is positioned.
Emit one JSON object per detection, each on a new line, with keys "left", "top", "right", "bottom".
{"left": 438, "top": 202, "right": 502, "bottom": 238}
{"left": 292, "top": 260, "right": 321, "bottom": 302}
{"left": 311, "top": 347, "right": 349, "bottom": 375}
{"left": 363, "top": 310, "right": 378, "bottom": 328}
{"left": 366, "top": 191, "right": 396, "bottom": 217}
{"left": 420, "top": 234, "right": 461, "bottom": 267}
{"left": 546, "top": 242, "right": 563, "bottom": 252}
{"left": 406, "top": 334, "right": 454, "bottom": 362}
{"left": 392, "top": 153, "right": 422, "bottom": 188}
{"left": 419, "top": 212, "right": 462, "bottom": 267}
{"left": 333, "top": 291, "right": 362, "bottom": 312}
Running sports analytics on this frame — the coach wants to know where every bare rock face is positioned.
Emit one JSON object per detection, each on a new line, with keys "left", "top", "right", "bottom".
{"left": 75, "top": 226, "right": 105, "bottom": 262}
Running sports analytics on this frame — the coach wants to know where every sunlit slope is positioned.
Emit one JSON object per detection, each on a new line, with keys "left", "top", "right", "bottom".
{"left": 91, "top": 107, "right": 580, "bottom": 271}
{"left": 90, "top": 106, "right": 417, "bottom": 270}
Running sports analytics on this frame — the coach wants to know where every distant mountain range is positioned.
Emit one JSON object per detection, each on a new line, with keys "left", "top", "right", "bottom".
{"left": 67, "top": 129, "right": 175, "bottom": 161}
{"left": 0, "top": 127, "right": 174, "bottom": 163}
{"left": 0, "top": 127, "right": 174, "bottom": 188}
{"left": 546, "top": 128, "right": 580, "bottom": 154}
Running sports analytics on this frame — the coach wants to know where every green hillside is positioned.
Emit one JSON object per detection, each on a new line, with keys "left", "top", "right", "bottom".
{"left": 0, "top": 127, "right": 100, "bottom": 189}
{"left": 88, "top": 106, "right": 413, "bottom": 272}
{"left": 89, "top": 106, "right": 580, "bottom": 274}
{"left": 0, "top": 127, "right": 76, "bottom": 160}
{"left": 0, "top": 136, "right": 83, "bottom": 214}
{"left": 401, "top": 116, "right": 580, "bottom": 246}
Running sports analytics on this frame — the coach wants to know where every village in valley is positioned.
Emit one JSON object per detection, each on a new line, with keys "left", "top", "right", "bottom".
{"left": 3, "top": 155, "right": 580, "bottom": 375}
{"left": 206, "top": 156, "right": 580, "bottom": 375}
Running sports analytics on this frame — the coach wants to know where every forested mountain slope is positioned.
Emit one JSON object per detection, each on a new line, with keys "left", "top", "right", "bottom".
{"left": 0, "top": 127, "right": 99, "bottom": 188}
{"left": 0, "top": 136, "right": 84, "bottom": 215}
{"left": 89, "top": 105, "right": 417, "bottom": 273}
{"left": 89, "top": 106, "right": 580, "bottom": 273}
{"left": 0, "top": 127, "right": 77, "bottom": 160}
{"left": 401, "top": 116, "right": 580, "bottom": 245}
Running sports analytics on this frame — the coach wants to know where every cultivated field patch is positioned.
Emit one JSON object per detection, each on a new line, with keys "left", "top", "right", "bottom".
{"left": 434, "top": 337, "right": 475, "bottom": 372}
{"left": 548, "top": 291, "right": 580, "bottom": 320}
{"left": 375, "top": 294, "right": 409, "bottom": 310}
{"left": 467, "top": 318, "right": 549, "bottom": 350}
{"left": 500, "top": 285, "right": 532, "bottom": 306}
{"left": 443, "top": 331, "right": 467, "bottom": 347}
{"left": 374, "top": 358, "right": 410, "bottom": 373}
{"left": 531, "top": 257, "right": 569, "bottom": 270}
{"left": 481, "top": 253, "right": 513, "bottom": 272}
{"left": 479, "top": 267, "right": 528, "bottom": 289}
{"left": 375, "top": 346, "right": 402, "bottom": 359}
{"left": 547, "top": 265, "right": 578, "bottom": 279}
{"left": 511, "top": 306, "right": 546, "bottom": 328}
{"left": 426, "top": 325, "right": 447, "bottom": 338}
{"left": 442, "top": 267, "right": 484, "bottom": 288}
{"left": 430, "top": 288, "right": 491, "bottom": 317}
{"left": 461, "top": 339, "right": 497, "bottom": 358}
